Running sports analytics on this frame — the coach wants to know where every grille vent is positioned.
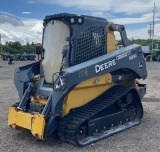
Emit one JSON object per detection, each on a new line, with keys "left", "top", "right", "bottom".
{"left": 75, "top": 26, "right": 106, "bottom": 64}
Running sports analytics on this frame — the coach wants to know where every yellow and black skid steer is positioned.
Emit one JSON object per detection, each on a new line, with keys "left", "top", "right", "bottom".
{"left": 8, "top": 13, "right": 147, "bottom": 146}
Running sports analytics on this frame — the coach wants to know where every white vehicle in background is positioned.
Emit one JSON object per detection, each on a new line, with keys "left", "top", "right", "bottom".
{"left": 116, "top": 45, "right": 124, "bottom": 50}
{"left": 116, "top": 45, "right": 150, "bottom": 60}
{"left": 141, "top": 46, "right": 150, "bottom": 58}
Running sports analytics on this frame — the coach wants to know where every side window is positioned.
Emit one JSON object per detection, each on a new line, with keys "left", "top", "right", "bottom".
{"left": 114, "top": 31, "right": 124, "bottom": 50}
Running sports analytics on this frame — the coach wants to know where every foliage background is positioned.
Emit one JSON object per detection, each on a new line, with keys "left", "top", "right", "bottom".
{"left": 1, "top": 42, "right": 37, "bottom": 55}
{"left": 0, "top": 38, "right": 159, "bottom": 55}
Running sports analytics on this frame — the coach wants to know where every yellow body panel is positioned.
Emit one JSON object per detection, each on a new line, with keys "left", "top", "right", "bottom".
{"left": 8, "top": 107, "right": 46, "bottom": 139}
{"left": 63, "top": 73, "right": 114, "bottom": 116}
{"left": 31, "top": 114, "right": 46, "bottom": 139}
{"left": 107, "top": 22, "right": 115, "bottom": 53}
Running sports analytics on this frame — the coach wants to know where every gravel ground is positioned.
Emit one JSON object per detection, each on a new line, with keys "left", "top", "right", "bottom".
{"left": 0, "top": 60, "right": 160, "bottom": 152}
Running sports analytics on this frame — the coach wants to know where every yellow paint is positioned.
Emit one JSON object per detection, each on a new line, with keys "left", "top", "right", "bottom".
{"left": 63, "top": 73, "right": 115, "bottom": 116}
{"left": 8, "top": 106, "right": 46, "bottom": 139}
{"left": 31, "top": 114, "right": 46, "bottom": 139}
{"left": 31, "top": 75, "right": 47, "bottom": 105}
{"left": 107, "top": 22, "right": 116, "bottom": 53}
{"left": 31, "top": 94, "right": 47, "bottom": 105}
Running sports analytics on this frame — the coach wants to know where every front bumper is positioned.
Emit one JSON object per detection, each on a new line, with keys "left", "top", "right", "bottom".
{"left": 8, "top": 106, "right": 46, "bottom": 139}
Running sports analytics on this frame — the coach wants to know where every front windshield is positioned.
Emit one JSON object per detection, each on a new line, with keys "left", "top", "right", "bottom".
{"left": 42, "top": 20, "right": 70, "bottom": 83}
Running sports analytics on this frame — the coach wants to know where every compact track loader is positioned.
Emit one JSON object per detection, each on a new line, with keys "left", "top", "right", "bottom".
{"left": 8, "top": 13, "right": 147, "bottom": 146}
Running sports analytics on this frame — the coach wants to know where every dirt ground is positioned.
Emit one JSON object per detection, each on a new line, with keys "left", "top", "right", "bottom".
{"left": 0, "top": 60, "right": 160, "bottom": 152}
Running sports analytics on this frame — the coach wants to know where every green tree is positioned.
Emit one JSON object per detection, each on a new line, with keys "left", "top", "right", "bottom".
{"left": 3, "top": 41, "right": 38, "bottom": 54}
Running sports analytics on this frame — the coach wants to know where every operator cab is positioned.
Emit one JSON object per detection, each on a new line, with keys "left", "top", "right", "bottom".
{"left": 41, "top": 13, "right": 108, "bottom": 85}
{"left": 41, "top": 13, "right": 130, "bottom": 87}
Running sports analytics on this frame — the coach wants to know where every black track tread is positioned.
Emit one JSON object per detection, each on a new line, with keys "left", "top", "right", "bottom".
{"left": 58, "top": 85, "right": 141, "bottom": 146}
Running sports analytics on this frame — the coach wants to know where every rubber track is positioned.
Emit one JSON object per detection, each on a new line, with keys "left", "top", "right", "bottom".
{"left": 58, "top": 85, "right": 142, "bottom": 146}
